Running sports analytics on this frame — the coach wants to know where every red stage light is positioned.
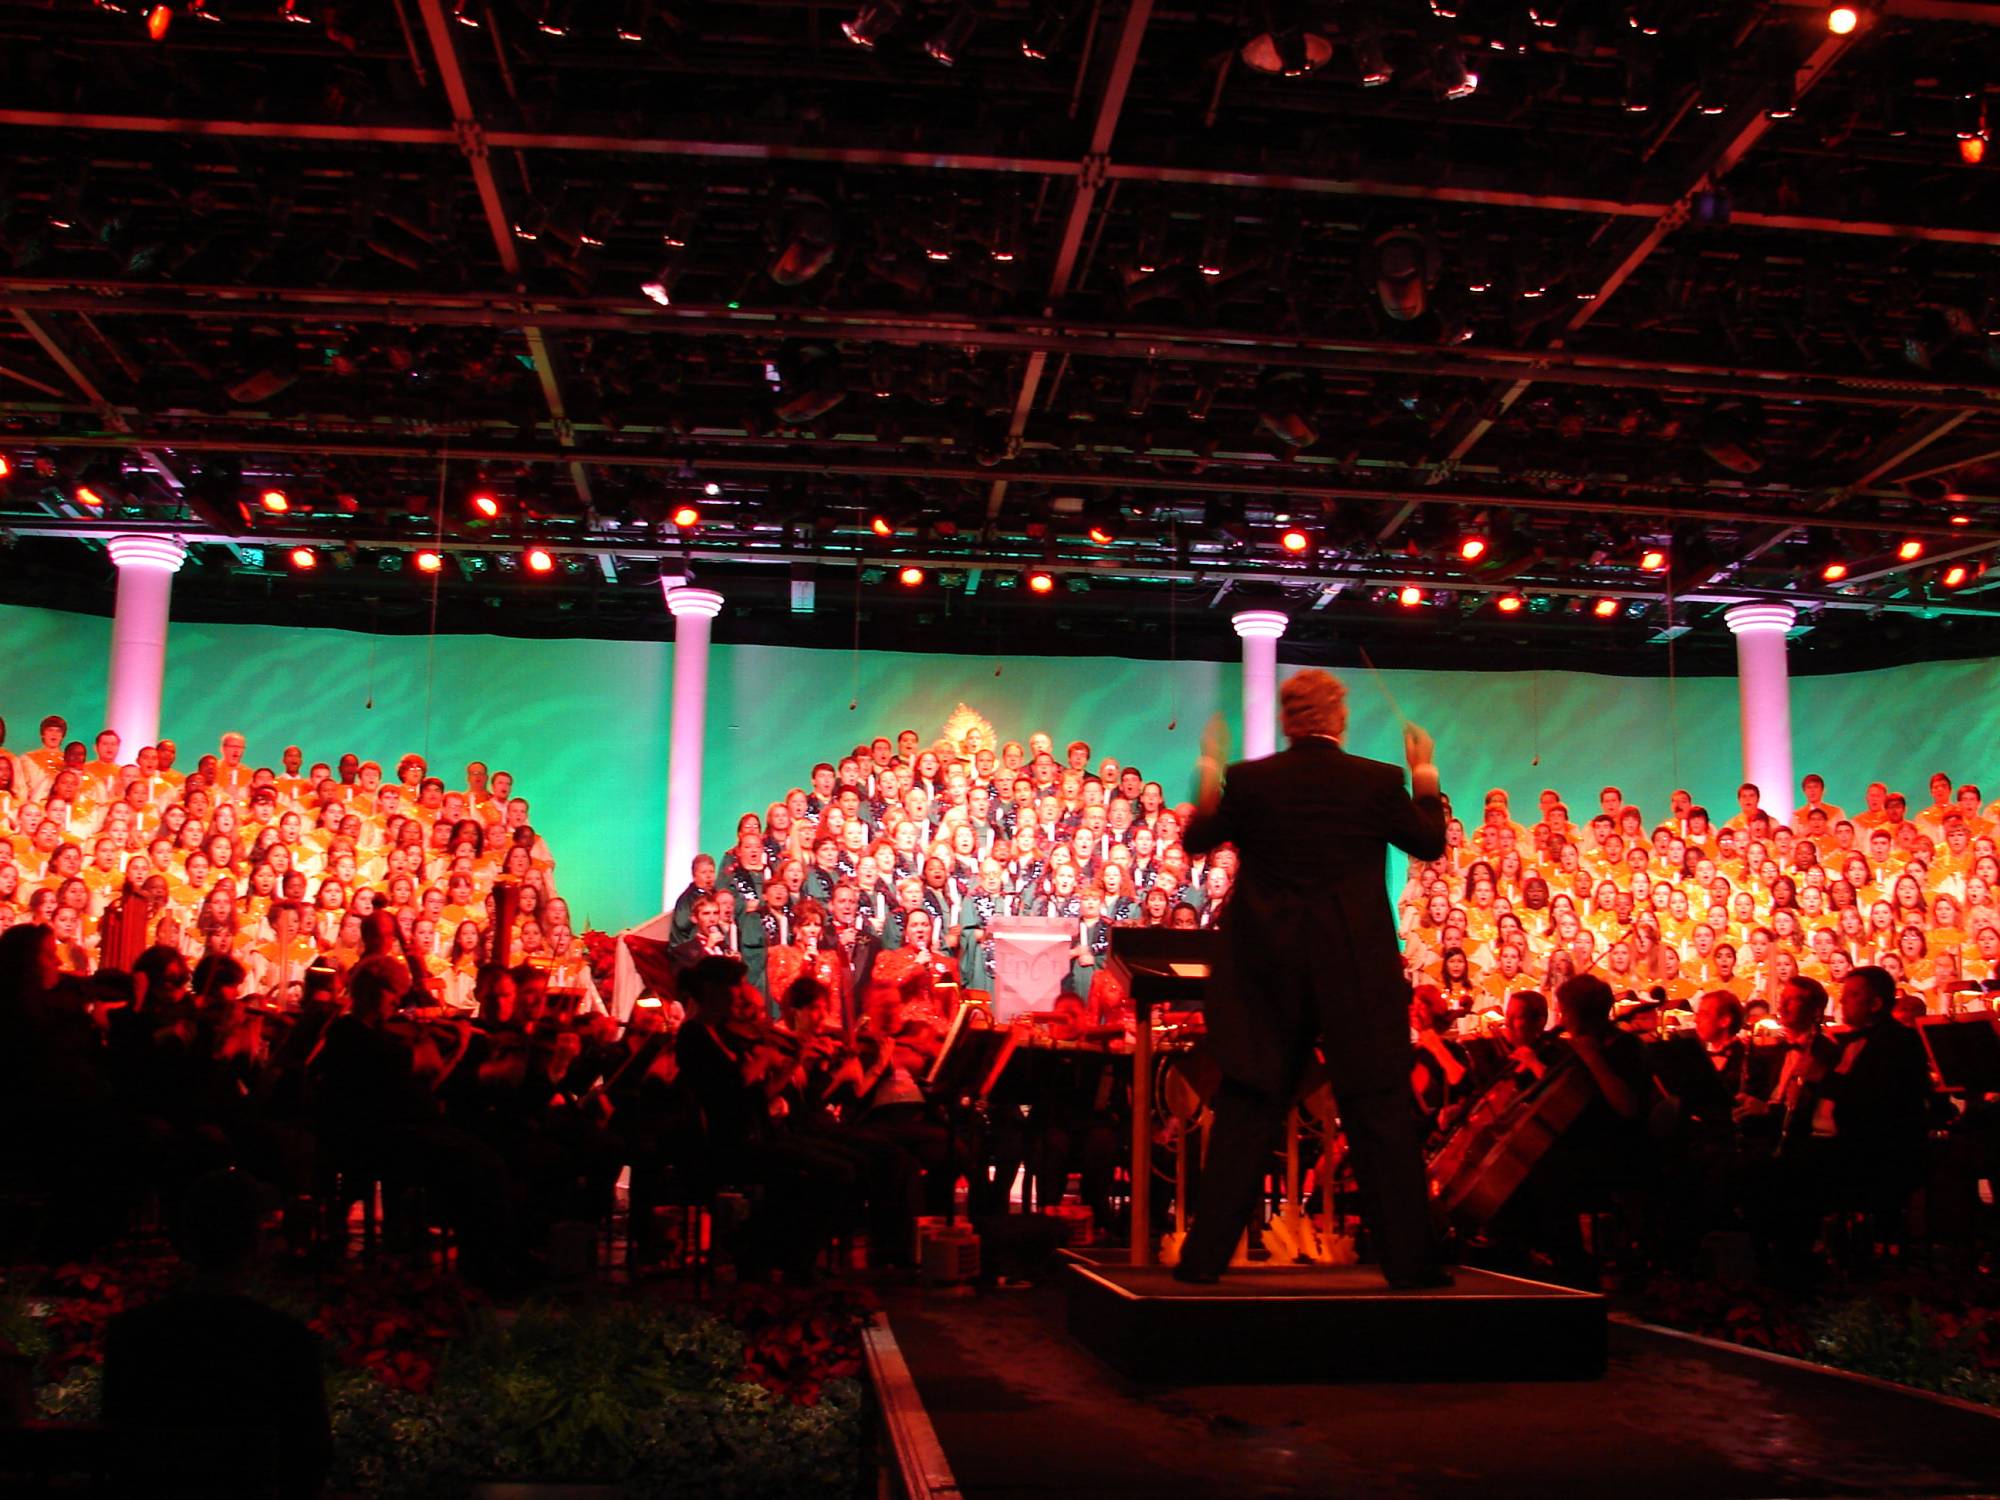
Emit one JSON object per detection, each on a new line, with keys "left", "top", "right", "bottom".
{"left": 1027, "top": 569, "right": 1056, "bottom": 594}
{"left": 147, "top": 4, "right": 173, "bottom": 41}
{"left": 259, "top": 488, "right": 290, "bottom": 514}
{"left": 415, "top": 550, "right": 444, "bottom": 574}
{"left": 1458, "top": 535, "right": 1488, "bottom": 562}
{"left": 703, "top": 481, "right": 721, "bottom": 497}
{"left": 1964, "top": 136, "right": 1989, "bottom": 166}
{"left": 1820, "top": 560, "right": 1850, "bottom": 582}
{"left": 671, "top": 504, "right": 701, "bottom": 529}
{"left": 470, "top": 490, "right": 500, "bottom": 519}
{"left": 75, "top": 484, "right": 105, "bottom": 507}
{"left": 1897, "top": 539, "right": 1924, "bottom": 562}
{"left": 1496, "top": 593, "right": 1524, "bottom": 613}
{"left": 1592, "top": 597, "right": 1619, "bottom": 618}
{"left": 1397, "top": 585, "right": 1423, "bottom": 607}
{"left": 1280, "top": 528, "right": 1311, "bottom": 553}
{"left": 289, "top": 547, "right": 318, "bottom": 571}
{"left": 1638, "top": 548, "right": 1668, "bottom": 571}
{"left": 1087, "top": 524, "right": 1114, "bottom": 546}
{"left": 0, "top": 455, "right": 12, "bottom": 480}
{"left": 1943, "top": 563, "right": 1971, "bottom": 588}
{"left": 525, "top": 547, "right": 555, "bottom": 573}
{"left": 1827, "top": 5, "right": 1859, "bottom": 34}
{"left": 1949, "top": 513, "right": 1972, "bottom": 526}
{"left": 898, "top": 565, "right": 925, "bottom": 587}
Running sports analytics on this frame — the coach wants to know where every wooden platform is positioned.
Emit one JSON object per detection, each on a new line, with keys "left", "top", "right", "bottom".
{"left": 1063, "top": 1251, "right": 1606, "bottom": 1382}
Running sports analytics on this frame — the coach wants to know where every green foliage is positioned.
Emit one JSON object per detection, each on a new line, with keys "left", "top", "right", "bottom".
{"left": 324, "top": 1300, "right": 864, "bottom": 1499}
{"left": 1807, "top": 1297, "right": 2000, "bottom": 1406}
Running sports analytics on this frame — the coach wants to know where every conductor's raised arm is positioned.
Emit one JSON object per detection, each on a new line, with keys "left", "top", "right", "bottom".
{"left": 1384, "top": 722, "right": 1447, "bottom": 862}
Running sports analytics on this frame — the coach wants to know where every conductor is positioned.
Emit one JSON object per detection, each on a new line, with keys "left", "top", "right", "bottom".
{"left": 1176, "top": 669, "right": 1450, "bottom": 1287}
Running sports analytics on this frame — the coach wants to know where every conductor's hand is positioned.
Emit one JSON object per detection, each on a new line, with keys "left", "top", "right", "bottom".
{"left": 1200, "top": 712, "right": 1231, "bottom": 769}
{"left": 1402, "top": 722, "right": 1436, "bottom": 772}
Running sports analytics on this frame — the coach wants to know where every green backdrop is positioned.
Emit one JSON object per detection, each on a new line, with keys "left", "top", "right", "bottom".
{"left": 4, "top": 601, "right": 1996, "bottom": 932}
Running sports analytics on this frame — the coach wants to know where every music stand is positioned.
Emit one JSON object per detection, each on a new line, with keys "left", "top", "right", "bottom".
{"left": 1107, "top": 928, "right": 1213, "bottom": 1266}
{"left": 923, "top": 1009, "right": 1011, "bottom": 1230}
{"left": 1917, "top": 1015, "right": 2000, "bottom": 1096}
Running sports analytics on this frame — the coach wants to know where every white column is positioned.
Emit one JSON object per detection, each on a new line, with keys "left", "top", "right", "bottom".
{"left": 104, "top": 536, "right": 187, "bottom": 753}
{"left": 1724, "top": 603, "right": 1796, "bottom": 820}
{"left": 662, "top": 584, "right": 724, "bottom": 912}
{"left": 1231, "top": 608, "right": 1289, "bottom": 761}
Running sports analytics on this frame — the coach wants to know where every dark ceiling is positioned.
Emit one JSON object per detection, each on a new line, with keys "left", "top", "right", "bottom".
{"left": 2, "top": 0, "right": 1999, "bottom": 673}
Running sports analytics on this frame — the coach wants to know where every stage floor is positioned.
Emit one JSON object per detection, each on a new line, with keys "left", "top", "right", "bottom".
{"left": 879, "top": 1281, "right": 2000, "bottom": 1500}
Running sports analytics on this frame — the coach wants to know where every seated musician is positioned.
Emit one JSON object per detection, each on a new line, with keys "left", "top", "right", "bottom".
{"left": 1653, "top": 991, "right": 1748, "bottom": 1145}
{"left": 674, "top": 955, "right": 837, "bottom": 1280}
{"left": 1486, "top": 975, "right": 1651, "bottom": 1283}
{"left": 1409, "top": 984, "right": 1473, "bottom": 1141}
{"left": 1497, "top": 990, "right": 1559, "bottom": 1082}
{"left": 1802, "top": 965, "right": 1933, "bottom": 1215}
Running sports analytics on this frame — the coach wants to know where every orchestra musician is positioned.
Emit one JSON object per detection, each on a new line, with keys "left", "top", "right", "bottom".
{"left": 1174, "top": 669, "right": 1451, "bottom": 1289}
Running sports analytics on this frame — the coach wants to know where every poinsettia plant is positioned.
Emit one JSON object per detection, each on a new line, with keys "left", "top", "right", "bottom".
{"left": 582, "top": 927, "right": 618, "bottom": 993}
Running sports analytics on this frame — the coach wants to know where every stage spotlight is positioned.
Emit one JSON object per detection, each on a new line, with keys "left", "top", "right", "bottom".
{"left": 1375, "top": 229, "right": 1436, "bottom": 322}
{"left": 1020, "top": 0, "right": 1070, "bottom": 58}
{"left": 1496, "top": 592, "right": 1524, "bottom": 613}
{"left": 1433, "top": 42, "right": 1478, "bottom": 100}
{"left": 1354, "top": 26, "right": 1393, "bottom": 85}
{"left": 766, "top": 195, "right": 841, "bottom": 286}
{"left": 289, "top": 547, "right": 318, "bottom": 571}
{"left": 1638, "top": 546, "right": 1668, "bottom": 572}
{"left": 703, "top": 481, "right": 721, "bottom": 497}
{"left": 1397, "top": 585, "right": 1424, "bottom": 607}
{"left": 669, "top": 504, "right": 700, "bottom": 530}
{"left": 525, "top": 546, "right": 556, "bottom": 574}
{"left": 1826, "top": 5, "right": 1859, "bottom": 34}
{"left": 1087, "top": 519, "right": 1117, "bottom": 545}
{"left": 0, "top": 455, "right": 11, "bottom": 480}
{"left": 616, "top": 0, "right": 651, "bottom": 41}
{"left": 452, "top": 0, "right": 479, "bottom": 25}
{"left": 870, "top": 514, "right": 896, "bottom": 538}
{"left": 146, "top": 4, "right": 173, "bottom": 41}
{"left": 1963, "top": 135, "right": 1988, "bottom": 166}
{"left": 1592, "top": 597, "right": 1618, "bottom": 618}
{"left": 1457, "top": 533, "right": 1489, "bottom": 563}
{"left": 1897, "top": 538, "right": 1925, "bottom": 562}
{"left": 75, "top": 484, "right": 106, "bottom": 507}
{"left": 259, "top": 488, "right": 290, "bottom": 514}
{"left": 842, "top": 0, "right": 902, "bottom": 47}
{"left": 1240, "top": 0, "right": 1333, "bottom": 77}
{"left": 1950, "top": 511, "right": 1972, "bottom": 526}
{"left": 1280, "top": 527, "right": 1312, "bottom": 554}
{"left": 898, "top": 565, "right": 925, "bottom": 587}
{"left": 1820, "top": 559, "right": 1850, "bottom": 583}
{"left": 925, "top": 2, "right": 978, "bottom": 65}
{"left": 1942, "top": 562, "right": 1973, "bottom": 588}
{"left": 415, "top": 550, "right": 444, "bottom": 574}
{"left": 469, "top": 490, "right": 500, "bottom": 519}
{"left": 1026, "top": 569, "right": 1056, "bottom": 594}
{"left": 640, "top": 263, "right": 680, "bottom": 306}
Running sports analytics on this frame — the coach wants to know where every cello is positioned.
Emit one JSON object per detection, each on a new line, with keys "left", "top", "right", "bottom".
{"left": 1425, "top": 1039, "right": 1596, "bottom": 1230}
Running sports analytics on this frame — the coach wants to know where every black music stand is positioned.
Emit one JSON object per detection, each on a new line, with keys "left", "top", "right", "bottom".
{"left": 1107, "top": 929, "right": 1213, "bottom": 1266}
{"left": 924, "top": 1010, "right": 1012, "bottom": 1229}
{"left": 1917, "top": 1014, "right": 2000, "bottom": 1096}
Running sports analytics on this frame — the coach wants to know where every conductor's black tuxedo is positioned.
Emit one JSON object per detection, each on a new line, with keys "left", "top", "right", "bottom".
{"left": 1179, "top": 736, "right": 1447, "bottom": 1282}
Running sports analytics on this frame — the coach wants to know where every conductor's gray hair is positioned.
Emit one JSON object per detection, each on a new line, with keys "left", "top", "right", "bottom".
{"left": 1279, "top": 669, "right": 1349, "bottom": 742}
